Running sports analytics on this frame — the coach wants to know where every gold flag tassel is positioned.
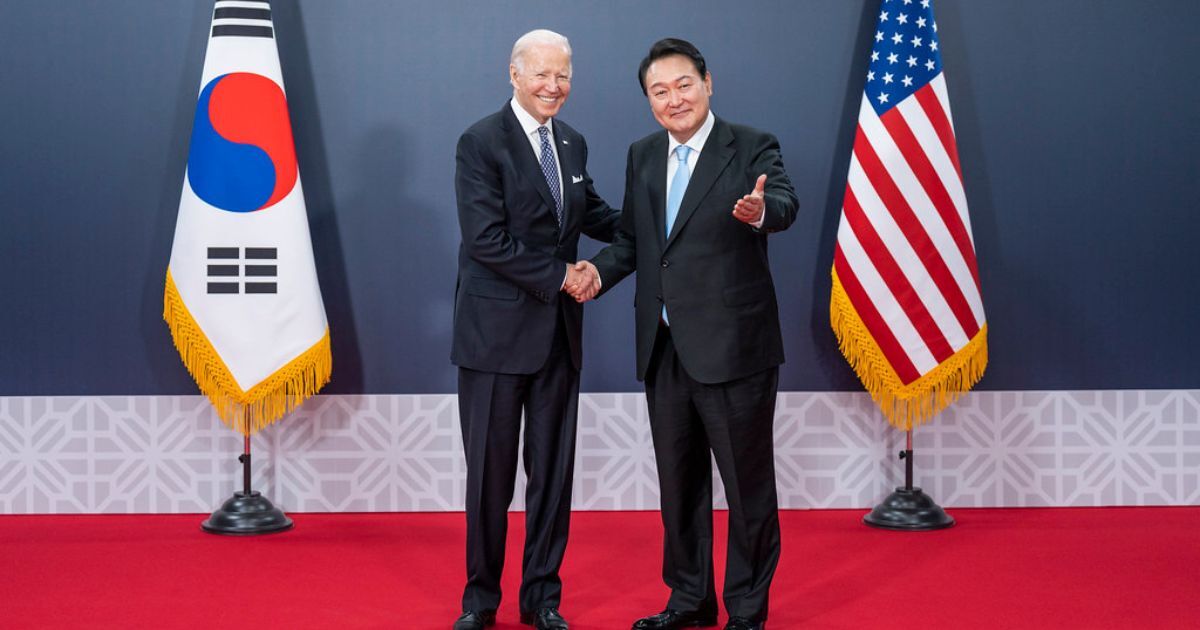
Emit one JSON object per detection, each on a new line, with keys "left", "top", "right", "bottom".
{"left": 163, "top": 270, "right": 332, "bottom": 435}
{"left": 831, "top": 268, "right": 987, "bottom": 430}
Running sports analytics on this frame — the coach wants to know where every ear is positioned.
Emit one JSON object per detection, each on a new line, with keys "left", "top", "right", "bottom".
{"left": 509, "top": 64, "right": 520, "bottom": 88}
{"left": 703, "top": 72, "right": 713, "bottom": 95}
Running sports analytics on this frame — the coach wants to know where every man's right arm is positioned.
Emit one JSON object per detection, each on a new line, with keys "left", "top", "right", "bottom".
{"left": 456, "top": 131, "right": 569, "bottom": 304}
{"left": 586, "top": 144, "right": 641, "bottom": 298}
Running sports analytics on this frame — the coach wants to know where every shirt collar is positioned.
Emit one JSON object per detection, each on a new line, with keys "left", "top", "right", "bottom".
{"left": 667, "top": 110, "right": 716, "bottom": 159}
{"left": 510, "top": 98, "right": 552, "bottom": 139}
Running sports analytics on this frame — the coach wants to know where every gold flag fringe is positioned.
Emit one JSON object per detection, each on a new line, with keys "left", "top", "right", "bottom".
{"left": 163, "top": 270, "right": 332, "bottom": 436}
{"left": 830, "top": 268, "right": 987, "bottom": 430}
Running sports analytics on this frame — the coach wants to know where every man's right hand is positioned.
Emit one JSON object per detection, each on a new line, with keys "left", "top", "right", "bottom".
{"left": 563, "top": 261, "right": 601, "bottom": 303}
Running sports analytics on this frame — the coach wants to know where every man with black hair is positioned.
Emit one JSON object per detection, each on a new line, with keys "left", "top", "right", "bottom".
{"left": 572, "top": 38, "right": 798, "bottom": 630}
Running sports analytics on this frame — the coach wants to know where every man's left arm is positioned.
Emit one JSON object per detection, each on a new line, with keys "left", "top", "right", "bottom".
{"left": 733, "top": 132, "right": 799, "bottom": 233}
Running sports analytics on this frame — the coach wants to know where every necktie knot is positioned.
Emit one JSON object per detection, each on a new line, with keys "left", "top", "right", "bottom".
{"left": 672, "top": 143, "right": 691, "bottom": 165}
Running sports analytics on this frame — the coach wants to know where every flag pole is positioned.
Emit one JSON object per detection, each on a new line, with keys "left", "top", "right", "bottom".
{"left": 201, "top": 409, "right": 294, "bottom": 536}
{"left": 904, "top": 429, "right": 913, "bottom": 490}
{"left": 863, "top": 426, "right": 955, "bottom": 531}
{"left": 241, "top": 434, "right": 252, "bottom": 496}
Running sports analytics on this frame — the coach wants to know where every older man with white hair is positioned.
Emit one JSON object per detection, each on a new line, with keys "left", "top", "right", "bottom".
{"left": 450, "top": 29, "right": 619, "bottom": 630}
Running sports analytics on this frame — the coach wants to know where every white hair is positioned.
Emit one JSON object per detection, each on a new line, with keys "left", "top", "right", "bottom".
{"left": 510, "top": 29, "right": 572, "bottom": 74}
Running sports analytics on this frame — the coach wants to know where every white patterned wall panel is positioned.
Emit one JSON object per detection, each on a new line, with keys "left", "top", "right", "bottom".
{"left": 0, "top": 390, "right": 1197, "bottom": 514}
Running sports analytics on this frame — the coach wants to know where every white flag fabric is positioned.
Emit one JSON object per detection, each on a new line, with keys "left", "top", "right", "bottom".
{"left": 164, "top": 0, "right": 330, "bottom": 435}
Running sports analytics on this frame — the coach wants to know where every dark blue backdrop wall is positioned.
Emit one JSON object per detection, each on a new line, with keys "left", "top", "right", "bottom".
{"left": 1, "top": 1, "right": 1197, "bottom": 396}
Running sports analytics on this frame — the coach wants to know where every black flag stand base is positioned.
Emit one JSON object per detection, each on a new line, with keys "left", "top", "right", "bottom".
{"left": 202, "top": 435, "right": 294, "bottom": 536}
{"left": 863, "top": 429, "right": 955, "bottom": 531}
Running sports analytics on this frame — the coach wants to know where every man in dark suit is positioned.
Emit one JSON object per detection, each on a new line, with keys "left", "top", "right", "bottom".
{"left": 573, "top": 38, "right": 798, "bottom": 630}
{"left": 451, "top": 29, "right": 618, "bottom": 630}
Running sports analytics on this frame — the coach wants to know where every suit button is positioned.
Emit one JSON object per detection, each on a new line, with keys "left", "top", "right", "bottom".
{"left": 661, "top": 259, "right": 669, "bottom": 268}
{"left": 656, "top": 294, "right": 663, "bottom": 302}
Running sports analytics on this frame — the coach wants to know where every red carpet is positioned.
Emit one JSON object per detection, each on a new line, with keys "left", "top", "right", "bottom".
{"left": 1, "top": 508, "right": 1197, "bottom": 629}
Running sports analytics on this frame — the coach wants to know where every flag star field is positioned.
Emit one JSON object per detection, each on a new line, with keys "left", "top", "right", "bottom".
{"left": 867, "top": 0, "right": 942, "bottom": 115}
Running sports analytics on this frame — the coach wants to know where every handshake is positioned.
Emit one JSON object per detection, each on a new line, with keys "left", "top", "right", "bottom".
{"left": 563, "top": 260, "right": 601, "bottom": 303}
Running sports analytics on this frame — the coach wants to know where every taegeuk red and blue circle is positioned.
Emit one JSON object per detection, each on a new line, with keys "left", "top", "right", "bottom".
{"left": 187, "top": 72, "right": 298, "bottom": 212}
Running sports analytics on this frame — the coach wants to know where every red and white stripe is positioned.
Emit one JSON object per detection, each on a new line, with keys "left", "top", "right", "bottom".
{"left": 835, "top": 73, "right": 986, "bottom": 385}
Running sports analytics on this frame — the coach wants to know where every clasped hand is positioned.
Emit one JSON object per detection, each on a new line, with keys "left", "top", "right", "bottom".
{"left": 563, "top": 261, "right": 600, "bottom": 303}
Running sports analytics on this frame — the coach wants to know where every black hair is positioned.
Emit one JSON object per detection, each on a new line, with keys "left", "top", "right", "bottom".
{"left": 637, "top": 38, "right": 707, "bottom": 95}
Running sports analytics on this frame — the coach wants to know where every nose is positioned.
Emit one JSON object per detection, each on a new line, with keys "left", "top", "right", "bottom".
{"left": 667, "top": 89, "right": 683, "bottom": 108}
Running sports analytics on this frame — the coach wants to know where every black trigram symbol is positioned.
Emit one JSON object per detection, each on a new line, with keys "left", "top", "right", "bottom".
{"left": 206, "top": 247, "right": 278, "bottom": 294}
{"left": 211, "top": 0, "right": 274, "bottom": 39}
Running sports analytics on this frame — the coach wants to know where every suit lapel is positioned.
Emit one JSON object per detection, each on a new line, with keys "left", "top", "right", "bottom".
{"left": 501, "top": 105, "right": 558, "bottom": 216}
{"left": 643, "top": 133, "right": 669, "bottom": 249}
{"left": 665, "top": 119, "right": 734, "bottom": 251}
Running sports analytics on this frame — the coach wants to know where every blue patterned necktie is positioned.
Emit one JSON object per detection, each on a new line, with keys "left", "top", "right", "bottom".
{"left": 665, "top": 145, "right": 691, "bottom": 237}
{"left": 537, "top": 126, "right": 563, "bottom": 225}
{"left": 662, "top": 144, "right": 691, "bottom": 325}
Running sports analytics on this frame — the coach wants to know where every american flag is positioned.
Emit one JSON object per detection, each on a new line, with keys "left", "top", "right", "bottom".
{"left": 831, "top": 0, "right": 987, "bottom": 429}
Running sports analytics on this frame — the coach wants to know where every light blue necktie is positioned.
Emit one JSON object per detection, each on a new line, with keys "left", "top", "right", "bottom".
{"left": 537, "top": 126, "right": 563, "bottom": 225}
{"left": 665, "top": 145, "right": 691, "bottom": 237}
{"left": 662, "top": 145, "right": 691, "bottom": 325}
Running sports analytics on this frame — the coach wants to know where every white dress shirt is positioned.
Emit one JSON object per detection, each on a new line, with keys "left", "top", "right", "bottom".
{"left": 665, "top": 110, "right": 716, "bottom": 200}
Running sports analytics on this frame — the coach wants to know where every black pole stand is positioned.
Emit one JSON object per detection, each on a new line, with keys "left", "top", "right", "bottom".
{"left": 202, "top": 431, "right": 294, "bottom": 535}
{"left": 863, "top": 429, "right": 955, "bottom": 530}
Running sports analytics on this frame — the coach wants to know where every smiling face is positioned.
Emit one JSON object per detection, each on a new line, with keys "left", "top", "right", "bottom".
{"left": 643, "top": 53, "right": 712, "bottom": 143}
{"left": 510, "top": 43, "right": 572, "bottom": 124}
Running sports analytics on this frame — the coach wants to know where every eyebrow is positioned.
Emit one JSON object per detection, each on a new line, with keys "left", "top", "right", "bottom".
{"left": 649, "top": 74, "right": 695, "bottom": 89}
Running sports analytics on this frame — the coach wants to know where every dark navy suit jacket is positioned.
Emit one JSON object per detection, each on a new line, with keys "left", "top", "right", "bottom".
{"left": 452, "top": 104, "right": 619, "bottom": 374}
{"left": 591, "top": 117, "right": 798, "bottom": 384}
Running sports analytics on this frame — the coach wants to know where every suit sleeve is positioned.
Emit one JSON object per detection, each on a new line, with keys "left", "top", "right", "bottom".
{"left": 748, "top": 132, "right": 799, "bottom": 234}
{"left": 589, "top": 144, "right": 639, "bottom": 296}
{"left": 456, "top": 131, "right": 564, "bottom": 303}
{"left": 577, "top": 135, "right": 622, "bottom": 244}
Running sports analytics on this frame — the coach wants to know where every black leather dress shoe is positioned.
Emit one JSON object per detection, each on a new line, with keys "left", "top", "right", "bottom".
{"left": 452, "top": 610, "right": 496, "bottom": 630}
{"left": 631, "top": 609, "right": 718, "bottom": 629}
{"left": 724, "top": 617, "right": 764, "bottom": 630}
{"left": 520, "top": 607, "right": 569, "bottom": 629}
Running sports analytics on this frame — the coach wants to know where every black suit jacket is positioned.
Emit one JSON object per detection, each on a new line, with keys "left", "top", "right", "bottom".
{"left": 452, "top": 104, "right": 619, "bottom": 374}
{"left": 591, "top": 117, "right": 798, "bottom": 384}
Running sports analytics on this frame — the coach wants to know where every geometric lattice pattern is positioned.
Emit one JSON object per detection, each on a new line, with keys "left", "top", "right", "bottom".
{"left": 1, "top": 390, "right": 1197, "bottom": 514}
